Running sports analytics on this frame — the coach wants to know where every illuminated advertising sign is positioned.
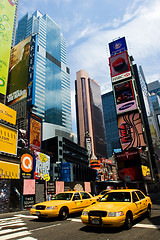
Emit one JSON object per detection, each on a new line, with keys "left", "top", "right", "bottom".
{"left": 33, "top": 151, "right": 50, "bottom": 181}
{"left": 0, "top": 0, "right": 16, "bottom": 96}
{"left": 115, "top": 149, "right": 143, "bottom": 181}
{"left": 0, "top": 102, "right": 16, "bottom": 124}
{"left": 27, "top": 34, "right": 38, "bottom": 107}
{"left": 29, "top": 114, "right": 42, "bottom": 152}
{"left": 109, "top": 37, "right": 127, "bottom": 56}
{"left": 118, "top": 112, "right": 146, "bottom": 151}
{"left": 113, "top": 80, "right": 137, "bottom": 114}
{"left": 21, "top": 153, "right": 33, "bottom": 179}
{"left": 0, "top": 161, "right": 19, "bottom": 179}
{"left": 7, "top": 36, "right": 31, "bottom": 105}
{"left": 0, "top": 123, "right": 17, "bottom": 155}
{"left": 109, "top": 51, "right": 131, "bottom": 83}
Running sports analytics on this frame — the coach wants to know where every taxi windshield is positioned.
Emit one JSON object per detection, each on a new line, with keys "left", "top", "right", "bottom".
{"left": 100, "top": 192, "right": 131, "bottom": 202}
{"left": 52, "top": 193, "right": 73, "bottom": 200}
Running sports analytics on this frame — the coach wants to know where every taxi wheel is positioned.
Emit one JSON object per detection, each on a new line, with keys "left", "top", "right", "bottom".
{"left": 124, "top": 212, "right": 133, "bottom": 230}
{"left": 59, "top": 207, "right": 69, "bottom": 220}
{"left": 146, "top": 205, "right": 151, "bottom": 218}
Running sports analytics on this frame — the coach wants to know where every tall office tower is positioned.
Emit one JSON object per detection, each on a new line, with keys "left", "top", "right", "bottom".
{"left": 102, "top": 91, "right": 121, "bottom": 158}
{"left": 75, "top": 70, "right": 107, "bottom": 159}
{"left": 12, "top": 0, "right": 19, "bottom": 47}
{"left": 7, "top": 11, "right": 72, "bottom": 132}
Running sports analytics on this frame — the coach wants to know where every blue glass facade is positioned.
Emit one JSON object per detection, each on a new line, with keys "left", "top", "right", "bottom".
{"left": 102, "top": 91, "right": 121, "bottom": 157}
{"left": 15, "top": 11, "right": 72, "bottom": 130}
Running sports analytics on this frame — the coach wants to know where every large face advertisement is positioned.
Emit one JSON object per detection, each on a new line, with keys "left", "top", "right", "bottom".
{"left": 109, "top": 51, "right": 131, "bottom": 83}
{"left": 7, "top": 36, "right": 31, "bottom": 105}
{"left": 29, "top": 114, "right": 42, "bottom": 152}
{"left": 0, "top": 0, "right": 16, "bottom": 96}
{"left": 118, "top": 112, "right": 146, "bottom": 151}
{"left": 114, "top": 80, "right": 137, "bottom": 114}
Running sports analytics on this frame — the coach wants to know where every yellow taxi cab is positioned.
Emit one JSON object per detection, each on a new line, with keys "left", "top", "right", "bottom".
{"left": 30, "top": 191, "right": 97, "bottom": 220}
{"left": 81, "top": 189, "right": 152, "bottom": 229}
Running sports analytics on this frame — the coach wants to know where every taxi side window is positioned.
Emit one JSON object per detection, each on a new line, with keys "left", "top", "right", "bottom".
{"left": 136, "top": 191, "right": 145, "bottom": 200}
{"left": 81, "top": 192, "right": 91, "bottom": 199}
{"left": 73, "top": 193, "right": 81, "bottom": 201}
{"left": 132, "top": 191, "right": 139, "bottom": 202}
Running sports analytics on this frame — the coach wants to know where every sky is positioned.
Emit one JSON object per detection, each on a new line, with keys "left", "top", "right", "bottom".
{"left": 18, "top": 0, "right": 160, "bottom": 132}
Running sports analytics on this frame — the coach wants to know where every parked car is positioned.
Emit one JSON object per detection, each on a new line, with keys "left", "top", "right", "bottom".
{"left": 81, "top": 189, "right": 152, "bottom": 229}
{"left": 30, "top": 191, "right": 98, "bottom": 220}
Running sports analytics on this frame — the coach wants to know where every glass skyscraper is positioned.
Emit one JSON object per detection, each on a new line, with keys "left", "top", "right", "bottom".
{"left": 15, "top": 11, "right": 72, "bottom": 130}
{"left": 102, "top": 91, "right": 121, "bottom": 158}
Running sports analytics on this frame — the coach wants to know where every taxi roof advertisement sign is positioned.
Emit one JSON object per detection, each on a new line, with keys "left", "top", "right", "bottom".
{"left": 109, "top": 51, "right": 131, "bottom": 83}
{"left": 109, "top": 37, "right": 127, "bottom": 56}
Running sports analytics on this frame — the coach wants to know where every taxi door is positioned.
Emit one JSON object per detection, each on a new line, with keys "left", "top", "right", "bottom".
{"left": 131, "top": 191, "right": 143, "bottom": 219}
{"left": 135, "top": 190, "right": 148, "bottom": 214}
{"left": 71, "top": 192, "right": 83, "bottom": 212}
{"left": 80, "top": 192, "right": 93, "bottom": 209}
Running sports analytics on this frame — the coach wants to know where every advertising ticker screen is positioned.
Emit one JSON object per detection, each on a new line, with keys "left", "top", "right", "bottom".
{"left": 109, "top": 51, "right": 131, "bottom": 83}
{"left": 7, "top": 36, "right": 31, "bottom": 105}
{"left": 113, "top": 80, "right": 137, "bottom": 114}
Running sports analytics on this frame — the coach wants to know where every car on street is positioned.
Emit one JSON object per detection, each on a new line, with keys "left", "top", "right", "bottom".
{"left": 30, "top": 191, "right": 98, "bottom": 220}
{"left": 81, "top": 189, "right": 152, "bottom": 229}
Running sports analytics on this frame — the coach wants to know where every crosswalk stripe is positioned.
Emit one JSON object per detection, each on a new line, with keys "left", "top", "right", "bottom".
{"left": 0, "top": 230, "right": 31, "bottom": 240}
{"left": 134, "top": 223, "right": 160, "bottom": 229}
{"left": 0, "top": 227, "right": 27, "bottom": 236}
{"left": 17, "top": 238, "right": 37, "bottom": 240}
{"left": 0, "top": 217, "right": 19, "bottom": 222}
{"left": 14, "top": 214, "right": 37, "bottom": 219}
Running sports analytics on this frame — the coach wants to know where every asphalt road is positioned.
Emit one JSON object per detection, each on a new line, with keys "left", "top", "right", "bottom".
{"left": 0, "top": 203, "right": 160, "bottom": 240}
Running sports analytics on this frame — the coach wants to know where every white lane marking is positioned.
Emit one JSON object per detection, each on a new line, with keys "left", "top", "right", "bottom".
{"left": 0, "top": 230, "right": 31, "bottom": 240}
{"left": 0, "top": 227, "right": 27, "bottom": 236}
{"left": 134, "top": 223, "right": 160, "bottom": 230}
{"left": 14, "top": 214, "right": 38, "bottom": 219}
{"left": 17, "top": 237, "right": 37, "bottom": 240}
{"left": 67, "top": 219, "right": 81, "bottom": 222}
{"left": 30, "top": 223, "right": 61, "bottom": 232}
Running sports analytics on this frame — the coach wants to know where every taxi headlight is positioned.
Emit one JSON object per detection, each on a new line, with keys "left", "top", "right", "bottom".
{"left": 108, "top": 211, "right": 124, "bottom": 217}
{"left": 82, "top": 211, "right": 89, "bottom": 216}
{"left": 46, "top": 206, "right": 58, "bottom": 210}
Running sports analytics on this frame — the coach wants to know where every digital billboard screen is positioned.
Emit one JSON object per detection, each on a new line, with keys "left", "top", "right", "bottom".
{"left": 29, "top": 114, "right": 42, "bottom": 152}
{"left": 118, "top": 112, "right": 146, "bottom": 151}
{"left": 109, "top": 37, "right": 127, "bottom": 56}
{"left": 109, "top": 51, "right": 131, "bottom": 83}
{"left": 113, "top": 80, "right": 137, "bottom": 114}
{"left": 7, "top": 36, "right": 31, "bottom": 105}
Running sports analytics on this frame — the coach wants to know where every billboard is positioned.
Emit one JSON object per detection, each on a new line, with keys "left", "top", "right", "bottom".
{"left": 27, "top": 34, "right": 38, "bottom": 107}
{"left": 115, "top": 149, "right": 143, "bottom": 181}
{"left": 0, "top": 0, "right": 17, "bottom": 96}
{"left": 28, "top": 114, "right": 42, "bottom": 152}
{"left": 7, "top": 36, "right": 31, "bottom": 105}
{"left": 0, "top": 123, "right": 17, "bottom": 155}
{"left": 0, "top": 161, "right": 19, "bottom": 179}
{"left": 113, "top": 80, "right": 137, "bottom": 114}
{"left": 33, "top": 151, "right": 50, "bottom": 181}
{"left": 21, "top": 153, "right": 33, "bottom": 179}
{"left": 0, "top": 102, "right": 16, "bottom": 124}
{"left": 109, "top": 37, "right": 128, "bottom": 56}
{"left": 118, "top": 112, "right": 146, "bottom": 151}
{"left": 109, "top": 51, "right": 131, "bottom": 83}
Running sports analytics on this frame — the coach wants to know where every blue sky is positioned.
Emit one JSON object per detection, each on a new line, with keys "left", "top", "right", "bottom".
{"left": 18, "top": 0, "right": 160, "bottom": 132}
